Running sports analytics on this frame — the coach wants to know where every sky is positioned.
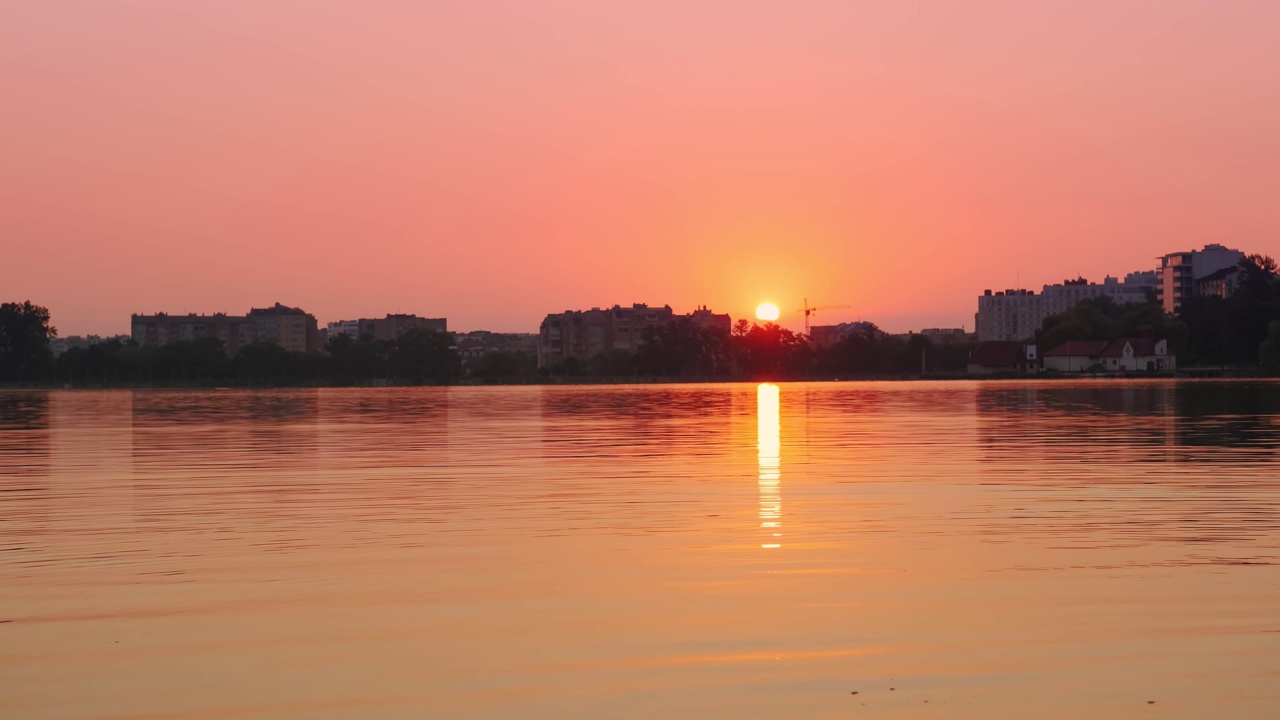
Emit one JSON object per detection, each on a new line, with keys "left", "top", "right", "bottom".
{"left": 3, "top": 1, "right": 1280, "bottom": 336}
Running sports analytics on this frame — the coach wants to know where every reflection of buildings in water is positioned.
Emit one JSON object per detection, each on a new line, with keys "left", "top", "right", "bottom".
{"left": 757, "top": 383, "right": 781, "bottom": 549}
{"left": 975, "top": 382, "right": 1280, "bottom": 464}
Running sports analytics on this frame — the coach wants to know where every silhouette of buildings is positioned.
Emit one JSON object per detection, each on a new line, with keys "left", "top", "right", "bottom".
{"left": 920, "top": 328, "right": 974, "bottom": 343}
{"left": 325, "top": 314, "right": 447, "bottom": 342}
{"left": 1157, "top": 243, "right": 1244, "bottom": 313}
{"left": 455, "top": 331, "right": 538, "bottom": 365}
{"left": 975, "top": 272, "right": 1157, "bottom": 342}
{"left": 537, "top": 303, "right": 730, "bottom": 367}
{"left": 50, "top": 334, "right": 131, "bottom": 357}
{"left": 131, "top": 303, "right": 321, "bottom": 355}
{"left": 809, "top": 321, "right": 885, "bottom": 349}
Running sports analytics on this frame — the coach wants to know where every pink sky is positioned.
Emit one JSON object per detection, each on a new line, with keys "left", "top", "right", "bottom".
{"left": 3, "top": 1, "right": 1279, "bottom": 336}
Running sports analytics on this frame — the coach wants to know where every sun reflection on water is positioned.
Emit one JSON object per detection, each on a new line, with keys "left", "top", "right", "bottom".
{"left": 757, "top": 383, "right": 781, "bottom": 549}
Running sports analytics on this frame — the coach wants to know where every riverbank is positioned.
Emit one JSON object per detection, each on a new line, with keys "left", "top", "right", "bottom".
{"left": 3, "top": 368, "right": 1276, "bottom": 390}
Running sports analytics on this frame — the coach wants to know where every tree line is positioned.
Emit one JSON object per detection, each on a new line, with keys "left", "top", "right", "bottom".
{"left": 0, "top": 315, "right": 468, "bottom": 385}
{"left": 539, "top": 318, "right": 976, "bottom": 379}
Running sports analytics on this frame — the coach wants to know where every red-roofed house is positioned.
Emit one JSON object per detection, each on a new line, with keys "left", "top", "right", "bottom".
{"left": 1044, "top": 338, "right": 1175, "bottom": 373}
{"left": 967, "top": 341, "right": 1038, "bottom": 374}
{"left": 1043, "top": 340, "right": 1110, "bottom": 372}
{"left": 1099, "top": 338, "right": 1175, "bottom": 372}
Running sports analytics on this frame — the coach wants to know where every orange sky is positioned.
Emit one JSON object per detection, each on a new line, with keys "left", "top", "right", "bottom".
{"left": 3, "top": 1, "right": 1279, "bottom": 336}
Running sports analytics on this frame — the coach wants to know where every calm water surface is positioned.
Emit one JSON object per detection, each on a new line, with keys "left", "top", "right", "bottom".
{"left": 2, "top": 381, "right": 1279, "bottom": 719}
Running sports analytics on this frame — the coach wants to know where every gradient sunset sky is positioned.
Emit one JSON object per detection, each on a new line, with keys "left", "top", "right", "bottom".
{"left": 3, "top": 1, "right": 1279, "bottom": 335}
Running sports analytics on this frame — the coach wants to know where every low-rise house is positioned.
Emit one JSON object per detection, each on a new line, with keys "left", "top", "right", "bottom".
{"left": 967, "top": 342, "right": 1038, "bottom": 374}
{"left": 1043, "top": 338, "right": 1175, "bottom": 373}
{"left": 1042, "top": 340, "right": 1110, "bottom": 372}
{"left": 1099, "top": 338, "right": 1175, "bottom": 372}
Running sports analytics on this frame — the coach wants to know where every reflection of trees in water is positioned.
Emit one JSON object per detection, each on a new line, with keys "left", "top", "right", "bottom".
{"left": 126, "top": 388, "right": 452, "bottom": 539}
{"left": 805, "top": 383, "right": 977, "bottom": 417}
{"left": 131, "top": 390, "right": 323, "bottom": 483}
{"left": 524, "top": 386, "right": 743, "bottom": 539}
{"left": 130, "top": 389, "right": 322, "bottom": 425}
{"left": 539, "top": 386, "right": 735, "bottom": 419}
{"left": 970, "top": 381, "right": 1280, "bottom": 551}
{"left": 317, "top": 388, "right": 449, "bottom": 425}
{"left": 0, "top": 391, "right": 50, "bottom": 429}
{"left": 1173, "top": 382, "right": 1280, "bottom": 450}
{"left": 0, "top": 391, "right": 50, "bottom": 482}
{"left": 976, "top": 381, "right": 1280, "bottom": 463}
{"left": 538, "top": 385, "right": 737, "bottom": 461}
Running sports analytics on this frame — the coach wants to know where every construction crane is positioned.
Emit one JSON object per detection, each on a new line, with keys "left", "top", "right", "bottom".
{"left": 797, "top": 298, "right": 852, "bottom": 336}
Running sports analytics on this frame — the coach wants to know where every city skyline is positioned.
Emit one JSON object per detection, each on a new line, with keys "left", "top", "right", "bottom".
{"left": 41, "top": 238, "right": 1265, "bottom": 340}
{"left": 5, "top": 2, "right": 1280, "bottom": 336}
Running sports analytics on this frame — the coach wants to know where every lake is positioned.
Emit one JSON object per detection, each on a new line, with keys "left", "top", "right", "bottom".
{"left": 2, "top": 381, "right": 1278, "bottom": 719}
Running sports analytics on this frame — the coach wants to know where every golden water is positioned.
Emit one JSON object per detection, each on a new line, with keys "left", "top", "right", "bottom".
{"left": 2, "top": 381, "right": 1278, "bottom": 718}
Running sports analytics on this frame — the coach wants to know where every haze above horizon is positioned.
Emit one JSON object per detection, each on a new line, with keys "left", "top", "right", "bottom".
{"left": 3, "top": 1, "right": 1279, "bottom": 336}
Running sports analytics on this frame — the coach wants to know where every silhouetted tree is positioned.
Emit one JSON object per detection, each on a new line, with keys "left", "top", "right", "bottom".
{"left": 0, "top": 301, "right": 55, "bottom": 381}
{"left": 635, "top": 319, "right": 732, "bottom": 376}
{"left": 1260, "top": 321, "right": 1280, "bottom": 369}
{"left": 731, "top": 322, "right": 809, "bottom": 378}
{"left": 1178, "top": 255, "right": 1280, "bottom": 366}
{"left": 1237, "top": 254, "right": 1280, "bottom": 301}
{"left": 467, "top": 351, "right": 537, "bottom": 379}
{"left": 392, "top": 329, "right": 461, "bottom": 381}
{"left": 585, "top": 349, "right": 636, "bottom": 377}
{"left": 235, "top": 341, "right": 304, "bottom": 382}
{"left": 820, "top": 330, "right": 916, "bottom": 375}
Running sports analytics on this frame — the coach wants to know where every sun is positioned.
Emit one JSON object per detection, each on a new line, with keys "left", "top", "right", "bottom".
{"left": 755, "top": 302, "right": 780, "bottom": 322}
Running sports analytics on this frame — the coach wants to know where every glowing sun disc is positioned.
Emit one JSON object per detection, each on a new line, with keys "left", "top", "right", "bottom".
{"left": 756, "top": 302, "right": 780, "bottom": 322}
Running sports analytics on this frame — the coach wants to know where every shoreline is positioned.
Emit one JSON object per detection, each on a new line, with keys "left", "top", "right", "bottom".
{"left": 2, "top": 369, "right": 1275, "bottom": 391}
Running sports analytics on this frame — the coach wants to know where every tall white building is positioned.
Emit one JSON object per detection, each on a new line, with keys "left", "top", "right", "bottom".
{"left": 975, "top": 272, "right": 1158, "bottom": 342}
{"left": 1156, "top": 243, "right": 1245, "bottom": 313}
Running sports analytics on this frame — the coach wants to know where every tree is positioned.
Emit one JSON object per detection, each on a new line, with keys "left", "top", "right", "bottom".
{"left": 1178, "top": 255, "right": 1280, "bottom": 366}
{"left": 0, "top": 301, "right": 55, "bottom": 381}
{"left": 1260, "top": 321, "right": 1280, "bottom": 369}
{"left": 819, "top": 328, "right": 929, "bottom": 376}
{"left": 731, "top": 322, "right": 809, "bottom": 378}
{"left": 1236, "top": 254, "right": 1280, "bottom": 302}
{"left": 392, "top": 329, "right": 461, "bottom": 381}
{"left": 1036, "top": 297, "right": 1120, "bottom": 351}
{"left": 468, "top": 351, "right": 536, "bottom": 379}
{"left": 636, "top": 319, "right": 732, "bottom": 376}
{"left": 235, "top": 341, "right": 304, "bottom": 381}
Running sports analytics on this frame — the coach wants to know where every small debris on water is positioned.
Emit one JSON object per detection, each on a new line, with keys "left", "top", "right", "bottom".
{"left": 850, "top": 691, "right": 859, "bottom": 695}
{"left": 889, "top": 687, "right": 895, "bottom": 691}
{"left": 1148, "top": 701, "right": 1156, "bottom": 705}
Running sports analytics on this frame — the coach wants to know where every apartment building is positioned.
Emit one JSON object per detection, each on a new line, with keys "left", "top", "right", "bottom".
{"left": 538, "top": 303, "right": 731, "bottom": 368}
{"left": 975, "top": 272, "right": 1157, "bottom": 342}
{"left": 131, "top": 303, "right": 321, "bottom": 355}
{"left": 326, "top": 314, "right": 447, "bottom": 342}
{"left": 1157, "top": 244, "right": 1245, "bottom": 313}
